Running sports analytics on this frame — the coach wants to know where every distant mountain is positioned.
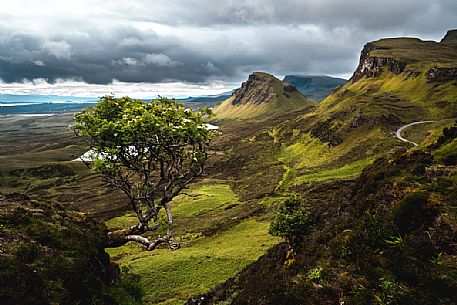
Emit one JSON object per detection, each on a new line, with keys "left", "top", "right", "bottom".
{"left": 0, "top": 92, "right": 235, "bottom": 114}
{"left": 213, "top": 72, "right": 316, "bottom": 120}
{"left": 282, "top": 75, "right": 347, "bottom": 100}
{"left": 0, "top": 93, "right": 95, "bottom": 104}
{"left": 177, "top": 91, "right": 234, "bottom": 104}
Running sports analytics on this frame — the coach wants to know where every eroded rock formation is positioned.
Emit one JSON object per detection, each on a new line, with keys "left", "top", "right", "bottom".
{"left": 350, "top": 43, "right": 406, "bottom": 82}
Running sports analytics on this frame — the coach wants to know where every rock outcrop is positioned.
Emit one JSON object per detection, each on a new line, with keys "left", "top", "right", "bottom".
{"left": 350, "top": 43, "right": 406, "bottom": 82}
{"left": 427, "top": 67, "right": 457, "bottom": 82}
{"left": 0, "top": 193, "right": 121, "bottom": 305}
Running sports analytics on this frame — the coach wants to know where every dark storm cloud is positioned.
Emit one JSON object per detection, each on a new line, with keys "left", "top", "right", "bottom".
{"left": 144, "top": 0, "right": 457, "bottom": 32}
{"left": 0, "top": 0, "right": 455, "bottom": 85}
{"left": 0, "top": 27, "right": 231, "bottom": 84}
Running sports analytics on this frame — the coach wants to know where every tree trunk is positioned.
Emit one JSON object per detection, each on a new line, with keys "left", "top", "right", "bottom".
{"left": 105, "top": 224, "right": 178, "bottom": 251}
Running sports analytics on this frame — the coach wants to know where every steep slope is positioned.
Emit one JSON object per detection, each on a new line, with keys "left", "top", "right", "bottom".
{"left": 259, "top": 31, "right": 457, "bottom": 189}
{"left": 0, "top": 193, "right": 142, "bottom": 305}
{"left": 187, "top": 123, "right": 457, "bottom": 305}
{"left": 185, "top": 30, "right": 457, "bottom": 305}
{"left": 213, "top": 72, "right": 316, "bottom": 120}
{"left": 346, "top": 36, "right": 457, "bottom": 117}
{"left": 282, "top": 75, "right": 347, "bottom": 100}
{"left": 206, "top": 31, "right": 457, "bottom": 204}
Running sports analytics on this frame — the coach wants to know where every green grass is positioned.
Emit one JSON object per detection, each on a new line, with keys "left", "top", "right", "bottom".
{"left": 401, "top": 121, "right": 445, "bottom": 145}
{"left": 276, "top": 165, "right": 296, "bottom": 192}
{"left": 173, "top": 183, "right": 240, "bottom": 217}
{"left": 370, "top": 38, "right": 457, "bottom": 66}
{"left": 106, "top": 181, "right": 241, "bottom": 229}
{"left": 433, "top": 138, "right": 457, "bottom": 165}
{"left": 278, "top": 133, "right": 331, "bottom": 169}
{"left": 274, "top": 125, "right": 386, "bottom": 188}
{"left": 107, "top": 219, "right": 280, "bottom": 305}
{"left": 418, "top": 120, "right": 457, "bottom": 148}
{"left": 293, "top": 157, "right": 376, "bottom": 184}
{"left": 105, "top": 181, "right": 280, "bottom": 304}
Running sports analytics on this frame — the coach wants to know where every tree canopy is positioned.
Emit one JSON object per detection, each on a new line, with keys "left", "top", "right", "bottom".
{"left": 73, "top": 96, "right": 216, "bottom": 250}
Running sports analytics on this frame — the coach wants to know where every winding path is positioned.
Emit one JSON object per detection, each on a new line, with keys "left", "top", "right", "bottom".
{"left": 395, "top": 121, "right": 436, "bottom": 146}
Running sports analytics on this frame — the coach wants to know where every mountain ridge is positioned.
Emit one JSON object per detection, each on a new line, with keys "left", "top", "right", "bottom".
{"left": 213, "top": 72, "right": 316, "bottom": 120}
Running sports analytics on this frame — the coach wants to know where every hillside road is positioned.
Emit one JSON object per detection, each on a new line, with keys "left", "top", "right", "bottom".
{"left": 395, "top": 121, "right": 437, "bottom": 146}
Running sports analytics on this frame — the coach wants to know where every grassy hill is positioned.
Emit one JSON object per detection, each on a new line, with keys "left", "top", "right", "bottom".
{"left": 187, "top": 122, "right": 457, "bottom": 305}
{"left": 255, "top": 34, "right": 457, "bottom": 191}
{"left": 282, "top": 75, "right": 347, "bottom": 100}
{"left": 213, "top": 72, "right": 316, "bottom": 120}
{"left": 182, "top": 30, "right": 457, "bottom": 305}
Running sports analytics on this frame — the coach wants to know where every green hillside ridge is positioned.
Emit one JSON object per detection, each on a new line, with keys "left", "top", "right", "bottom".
{"left": 187, "top": 122, "right": 457, "bottom": 305}
{"left": 282, "top": 75, "right": 347, "bottom": 100}
{"left": 213, "top": 72, "right": 317, "bottom": 120}
{"left": 211, "top": 32, "right": 457, "bottom": 199}
{"left": 266, "top": 32, "right": 457, "bottom": 188}
{"left": 181, "top": 30, "right": 457, "bottom": 305}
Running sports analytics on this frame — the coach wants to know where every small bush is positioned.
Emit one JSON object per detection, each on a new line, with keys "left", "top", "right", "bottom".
{"left": 307, "top": 267, "right": 323, "bottom": 281}
{"left": 269, "top": 199, "right": 312, "bottom": 244}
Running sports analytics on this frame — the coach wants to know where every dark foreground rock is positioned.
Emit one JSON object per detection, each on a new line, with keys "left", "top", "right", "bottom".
{"left": 0, "top": 193, "right": 130, "bottom": 305}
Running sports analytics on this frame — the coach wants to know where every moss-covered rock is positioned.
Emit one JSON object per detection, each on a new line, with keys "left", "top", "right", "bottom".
{"left": 0, "top": 193, "right": 128, "bottom": 305}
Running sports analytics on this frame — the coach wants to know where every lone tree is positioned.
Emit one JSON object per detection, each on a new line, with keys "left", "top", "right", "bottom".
{"left": 73, "top": 96, "right": 216, "bottom": 251}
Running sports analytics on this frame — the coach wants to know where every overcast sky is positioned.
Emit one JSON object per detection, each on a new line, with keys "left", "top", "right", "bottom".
{"left": 0, "top": 0, "right": 456, "bottom": 97}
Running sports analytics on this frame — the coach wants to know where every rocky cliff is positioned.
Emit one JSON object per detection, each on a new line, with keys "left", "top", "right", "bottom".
{"left": 350, "top": 31, "right": 457, "bottom": 84}
{"left": 427, "top": 67, "right": 457, "bottom": 82}
{"left": 350, "top": 43, "right": 407, "bottom": 82}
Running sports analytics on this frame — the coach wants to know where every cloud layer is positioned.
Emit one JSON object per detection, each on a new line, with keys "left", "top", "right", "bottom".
{"left": 0, "top": 0, "right": 455, "bottom": 95}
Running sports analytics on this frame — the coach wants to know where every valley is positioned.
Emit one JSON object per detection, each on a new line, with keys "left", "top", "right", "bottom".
{"left": 1, "top": 30, "right": 456, "bottom": 305}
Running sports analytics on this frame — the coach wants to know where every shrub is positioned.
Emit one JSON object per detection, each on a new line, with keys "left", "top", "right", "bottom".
{"left": 269, "top": 199, "right": 312, "bottom": 244}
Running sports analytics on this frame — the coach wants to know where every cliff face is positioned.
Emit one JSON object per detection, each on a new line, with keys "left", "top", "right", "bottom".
{"left": 350, "top": 43, "right": 406, "bottom": 82}
{"left": 350, "top": 31, "right": 457, "bottom": 84}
